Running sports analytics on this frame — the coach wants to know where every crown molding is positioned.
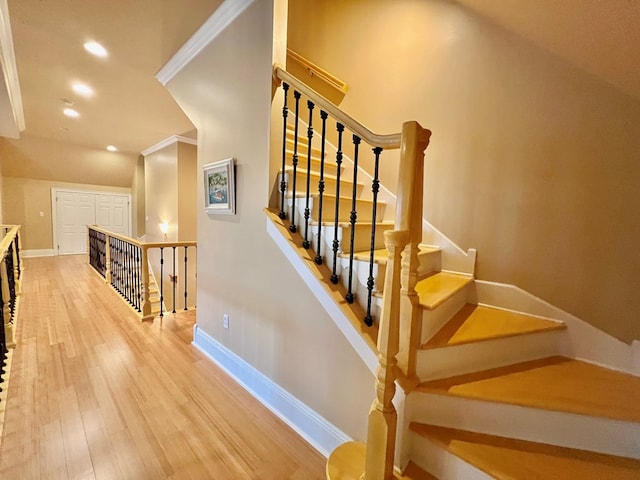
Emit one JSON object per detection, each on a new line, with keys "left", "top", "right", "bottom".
{"left": 141, "top": 135, "right": 197, "bottom": 157}
{"left": 0, "top": 0, "right": 25, "bottom": 137}
{"left": 156, "top": 0, "right": 255, "bottom": 86}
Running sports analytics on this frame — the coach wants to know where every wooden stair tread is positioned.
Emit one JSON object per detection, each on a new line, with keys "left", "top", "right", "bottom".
{"left": 415, "top": 272, "right": 474, "bottom": 310}
{"left": 348, "top": 248, "right": 389, "bottom": 263}
{"left": 423, "top": 304, "right": 566, "bottom": 349}
{"left": 411, "top": 423, "right": 640, "bottom": 479}
{"left": 417, "top": 356, "right": 640, "bottom": 423}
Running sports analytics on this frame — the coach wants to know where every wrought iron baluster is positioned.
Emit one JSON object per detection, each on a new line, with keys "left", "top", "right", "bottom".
{"left": 279, "top": 82, "right": 289, "bottom": 219}
{"left": 289, "top": 91, "right": 301, "bottom": 233}
{"left": 330, "top": 123, "right": 345, "bottom": 284}
{"left": 14, "top": 233, "right": 20, "bottom": 280}
{"left": 135, "top": 245, "right": 141, "bottom": 312}
{"left": 172, "top": 246, "right": 176, "bottom": 313}
{"left": 6, "top": 244, "right": 15, "bottom": 317}
{"left": 159, "top": 247, "right": 164, "bottom": 318}
{"left": 345, "top": 135, "right": 361, "bottom": 304}
{"left": 184, "top": 246, "right": 188, "bottom": 310}
{"left": 302, "top": 100, "right": 315, "bottom": 249}
{"left": 315, "top": 110, "right": 328, "bottom": 265}
{"left": 364, "top": 147, "right": 383, "bottom": 326}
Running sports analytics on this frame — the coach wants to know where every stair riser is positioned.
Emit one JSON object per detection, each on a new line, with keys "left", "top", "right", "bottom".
{"left": 410, "top": 433, "right": 492, "bottom": 480}
{"left": 416, "top": 329, "right": 564, "bottom": 381}
{"left": 285, "top": 149, "right": 341, "bottom": 176}
{"left": 418, "top": 250, "right": 441, "bottom": 278}
{"left": 286, "top": 195, "right": 382, "bottom": 224}
{"left": 420, "top": 287, "right": 470, "bottom": 345}
{"left": 408, "top": 393, "right": 640, "bottom": 459}
{"left": 284, "top": 170, "right": 363, "bottom": 199}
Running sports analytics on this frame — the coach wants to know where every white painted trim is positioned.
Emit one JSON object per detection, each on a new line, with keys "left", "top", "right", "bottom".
{"left": 0, "top": 0, "right": 25, "bottom": 136}
{"left": 141, "top": 134, "right": 197, "bottom": 157}
{"left": 266, "top": 217, "right": 378, "bottom": 373}
{"left": 192, "top": 325, "right": 351, "bottom": 457}
{"left": 21, "top": 249, "right": 55, "bottom": 258}
{"left": 474, "top": 280, "right": 640, "bottom": 376}
{"left": 51, "top": 188, "right": 132, "bottom": 256}
{"left": 156, "top": 0, "right": 255, "bottom": 86}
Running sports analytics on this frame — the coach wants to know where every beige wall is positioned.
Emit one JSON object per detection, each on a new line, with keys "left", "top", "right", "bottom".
{"left": 165, "top": 0, "right": 372, "bottom": 440}
{"left": 132, "top": 155, "right": 146, "bottom": 238}
{"left": 288, "top": 0, "right": 640, "bottom": 343}
{"left": 2, "top": 177, "right": 130, "bottom": 250}
{"left": 177, "top": 142, "right": 197, "bottom": 241}
{"left": 145, "top": 142, "right": 179, "bottom": 242}
{"left": 0, "top": 134, "right": 137, "bottom": 187}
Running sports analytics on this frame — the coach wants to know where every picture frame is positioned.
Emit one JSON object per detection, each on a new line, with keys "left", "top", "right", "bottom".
{"left": 203, "top": 158, "right": 236, "bottom": 215}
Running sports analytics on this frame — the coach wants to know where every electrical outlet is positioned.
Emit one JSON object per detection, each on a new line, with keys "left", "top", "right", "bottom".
{"left": 223, "top": 314, "right": 229, "bottom": 329}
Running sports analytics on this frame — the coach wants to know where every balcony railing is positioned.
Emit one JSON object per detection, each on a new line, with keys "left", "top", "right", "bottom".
{"left": 87, "top": 226, "right": 197, "bottom": 320}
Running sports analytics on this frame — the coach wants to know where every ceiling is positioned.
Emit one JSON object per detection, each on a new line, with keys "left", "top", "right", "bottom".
{"left": 2, "top": 0, "right": 639, "bottom": 161}
{"left": 5, "top": 0, "right": 222, "bottom": 155}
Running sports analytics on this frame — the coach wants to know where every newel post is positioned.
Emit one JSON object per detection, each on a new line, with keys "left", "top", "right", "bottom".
{"left": 363, "top": 229, "right": 409, "bottom": 480}
{"left": 140, "top": 246, "right": 153, "bottom": 321}
{"left": 395, "top": 121, "right": 431, "bottom": 380}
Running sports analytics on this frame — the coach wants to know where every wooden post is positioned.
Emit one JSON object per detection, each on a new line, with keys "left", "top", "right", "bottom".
{"left": 362, "top": 229, "right": 409, "bottom": 480}
{"left": 394, "top": 121, "right": 431, "bottom": 380}
{"left": 140, "top": 246, "right": 153, "bottom": 321}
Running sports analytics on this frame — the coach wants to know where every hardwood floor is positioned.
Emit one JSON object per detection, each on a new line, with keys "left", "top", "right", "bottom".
{"left": 0, "top": 255, "right": 325, "bottom": 479}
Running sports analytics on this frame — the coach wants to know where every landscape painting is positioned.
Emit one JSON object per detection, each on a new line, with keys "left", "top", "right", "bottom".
{"left": 203, "top": 158, "right": 235, "bottom": 215}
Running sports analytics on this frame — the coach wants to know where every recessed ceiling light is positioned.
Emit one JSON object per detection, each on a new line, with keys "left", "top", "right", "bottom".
{"left": 83, "top": 41, "right": 108, "bottom": 58}
{"left": 63, "top": 107, "right": 79, "bottom": 118}
{"left": 72, "top": 82, "right": 93, "bottom": 97}
{"left": 106, "top": 145, "right": 118, "bottom": 152}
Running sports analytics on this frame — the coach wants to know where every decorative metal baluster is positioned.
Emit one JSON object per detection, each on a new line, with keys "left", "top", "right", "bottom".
{"left": 0, "top": 268, "right": 6, "bottom": 381}
{"left": 364, "top": 147, "right": 383, "bottom": 326}
{"left": 184, "top": 246, "right": 188, "bottom": 310}
{"left": 6, "top": 244, "right": 15, "bottom": 317}
{"left": 14, "top": 233, "right": 20, "bottom": 280}
{"left": 159, "top": 247, "right": 164, "bottom": 318}
{"left": 345, "top": 135, "right": 361, "bottom": 304}
{"left": 128, "top": 243, "right": 134, "bottom": 305}
{"left": 172, "top": 246, "right": 176, "bottom": 313}
{"left": 330, "top": 123, "right": 345, "bottom": 284}
{"left": 279, "top": 82, "right": 290, "bottom": 219}
{"left": 125, "top": 242, "right": 131, "bottom": 304}
{"left": 302, "top": 100, "right": 315, "bottom": 249}
{"left": 289, "top": 91, "right": 301, "bottom": 233}
{"left": 135, "top": 245, "right": 142, "bottom": 312}
{"left": 315, "top": 111, "right": 328, "bottom": 265}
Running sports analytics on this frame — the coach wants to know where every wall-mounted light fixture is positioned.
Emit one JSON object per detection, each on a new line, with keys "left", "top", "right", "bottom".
{"left": 159, "top": 221, "right": 169, "bottom": 238}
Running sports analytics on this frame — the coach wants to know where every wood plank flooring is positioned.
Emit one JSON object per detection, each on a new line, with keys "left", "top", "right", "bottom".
{"left": 0, "top": 255, "right": 325, "bottom": 479}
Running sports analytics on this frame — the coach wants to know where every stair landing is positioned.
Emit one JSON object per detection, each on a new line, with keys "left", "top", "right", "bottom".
{"left": 411, "top": 424, "right": 640, "bottom": 480}
{"left": 415, "top": 272, "right": 473, "bottom": 310}
{"left": 417, "top": 356, "right": 640, "bottom": 423}
{"left": 423, "top": 304, "right": 566, "bottom": 349}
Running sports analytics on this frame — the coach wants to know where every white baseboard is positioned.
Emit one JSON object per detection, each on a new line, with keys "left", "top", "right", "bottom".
{"left": 21, "top": 249, "right": 55, "bottom": 258}
{"left": 192, "top": 324, "right": 351, "bottom": 457}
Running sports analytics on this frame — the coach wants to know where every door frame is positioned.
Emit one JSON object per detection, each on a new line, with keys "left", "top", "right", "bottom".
{"left": 51, "top": 188, "right": 132, "bottom": 256}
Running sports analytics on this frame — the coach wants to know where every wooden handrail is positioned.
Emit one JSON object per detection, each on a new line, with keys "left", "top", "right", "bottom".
{"left": 273, "top": 64, "right": 401, "bottom": 149}
{"left": 0, "top": 226, "right": 20, "bottom": 257}
{"left": 88, "top": 225, "right": 196, "bottom": 249}
{"left": 286, "top": 49, "right": 349, "bottom": 94}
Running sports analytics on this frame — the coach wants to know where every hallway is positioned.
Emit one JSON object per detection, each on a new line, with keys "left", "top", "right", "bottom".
{"left": 0, "top": 255, "right": 325, "bottom": 479}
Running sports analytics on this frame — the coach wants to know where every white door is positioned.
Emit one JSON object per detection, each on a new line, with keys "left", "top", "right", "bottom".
{"left": 55, "top": 191, "right": 130, "bottom": 255}
{"left": 96, "top": 194, "right": 129, "bottom": 236}
{"left": 57, "top": 192, "right": 96, "bottom": 255}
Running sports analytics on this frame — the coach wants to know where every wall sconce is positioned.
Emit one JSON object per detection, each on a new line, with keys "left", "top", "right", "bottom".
{"left": 159, "top": 221, "right": 169, "bottom": 238}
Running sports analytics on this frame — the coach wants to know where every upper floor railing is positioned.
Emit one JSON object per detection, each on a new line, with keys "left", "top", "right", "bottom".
{"left": 273, "top": 65, "right": 431, "bottom": 479}
{"left": 87, "top": 226, "right": 197, "bottom": 321}
{"left": 0, "top": 225, "right": 22, "bottom": 398}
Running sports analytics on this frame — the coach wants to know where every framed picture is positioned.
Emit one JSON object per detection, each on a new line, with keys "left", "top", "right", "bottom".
{"left": 203, "top": 158, "right": 236, "bottom": 215}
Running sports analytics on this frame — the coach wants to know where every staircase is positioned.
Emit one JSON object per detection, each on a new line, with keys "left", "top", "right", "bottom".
{"left": 268, "top": 66, "right": 640, "bottom": 479}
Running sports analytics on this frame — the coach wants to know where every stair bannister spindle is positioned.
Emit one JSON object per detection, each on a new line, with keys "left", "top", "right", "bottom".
{"left": 289, "top": 91, "right": 301, "bottom": 233}
{"left": 141, "top": 246, "right": 153, "bottom": 321}
{"left": 315, "top": 110, "right": 328, "bottom": 265}
{"left": 126, "top": 242, "right": 132, "bottom": 304}
{"left": 6, "top": 244, "right": 15, "bottom": 317}
{"left": 330, "top": 123, "right": 345, "bottom": 284}
{"left": 345, "top": 135, "right": 361, "bottom": 304}
{"left": 172, "top": 246, "right": 176, "bottom": 313}
{"left": 302, "top": 100, "right": 315, "bottom": 249}
{"left": 364, "top": 147, "right": 383, "bottom": 327}
{"left": 159, "top": 247, "right": 164, "bottom": 318}
{"left": 184, "top": 246, "right": 188, "bottom": 310}
{"left": 135, "top": 245, "right": 141, "bottom": 312}
{"left": 279, "top": 82, "right": 289, "bottom": 220}
{"left": 13, "top": 232, "right": 21, "bottom": 283}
